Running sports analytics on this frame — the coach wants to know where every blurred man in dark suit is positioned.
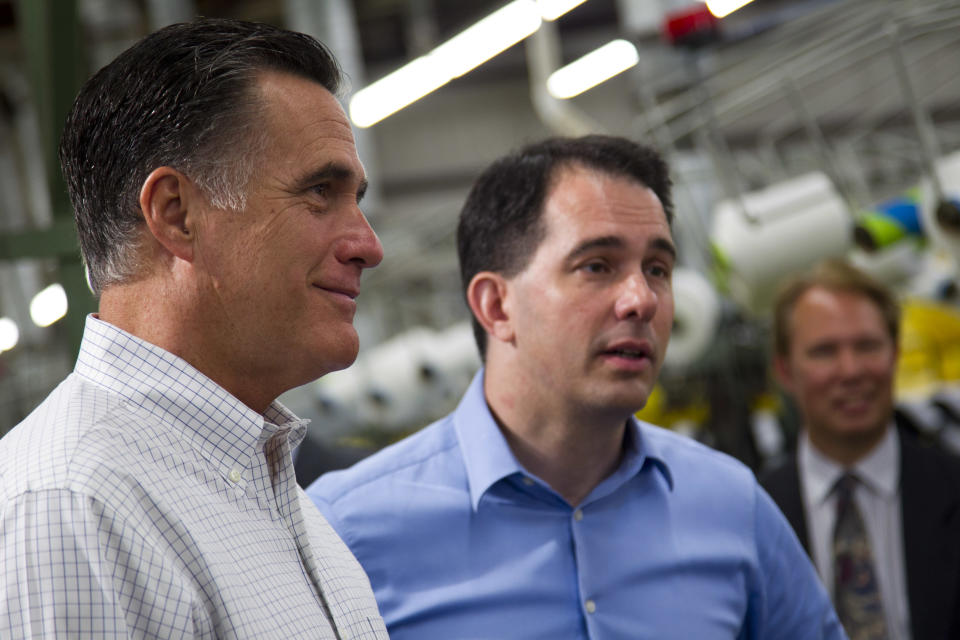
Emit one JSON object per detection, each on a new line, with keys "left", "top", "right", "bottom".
{"left": 762, "top": 258, "right": 960, "bottom": 640}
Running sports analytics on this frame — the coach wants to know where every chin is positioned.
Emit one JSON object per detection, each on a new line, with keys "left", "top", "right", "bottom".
{"left": 833, "top": 419, "right": 889, "bottom": 442}
{"left": 324, "top": 346, "right": 360, "bottom": 374}
{"left": 602, "top": 388, "right": 651, "bottom": 416}
{"left": 307, "top": 332, "right": 360, "bottom": 376}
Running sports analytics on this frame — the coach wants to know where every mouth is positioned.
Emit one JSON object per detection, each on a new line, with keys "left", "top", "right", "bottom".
{"left": 598, "top": 341, "right": 655, "bottom": 368}
{"left": 832, "top": 392, "right": 875, "bottom": 413}
{"left": 312, "top": 284, "right": 360, "bottom": 312}
{"left": 603, "top": 348, "right": 650, "bottom": 359}
{"left": 313, "top": 284, "right": 360, "bottom": 300}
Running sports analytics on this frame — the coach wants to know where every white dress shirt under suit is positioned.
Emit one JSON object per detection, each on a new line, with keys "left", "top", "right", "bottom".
{"left": 799, "top": 425, "right": 911, "bottom": 638}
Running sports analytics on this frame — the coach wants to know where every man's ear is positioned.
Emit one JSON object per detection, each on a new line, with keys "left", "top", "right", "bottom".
{"left": 139, "top": 166, "right": 199, "bottom": 262}
{"left": 466, "top": 272, "right": 515, "bottom": 346}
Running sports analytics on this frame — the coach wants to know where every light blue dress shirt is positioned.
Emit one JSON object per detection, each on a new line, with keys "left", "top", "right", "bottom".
{"left": 308, "top": 370, "right": 844, "bottom": 639}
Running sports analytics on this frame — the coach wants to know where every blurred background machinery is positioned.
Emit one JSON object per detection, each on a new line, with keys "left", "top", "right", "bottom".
{"left": 0, "top": 0, "right": 958, "bottom": 482}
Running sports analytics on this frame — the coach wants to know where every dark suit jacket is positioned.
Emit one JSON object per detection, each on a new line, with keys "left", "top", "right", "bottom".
{"left": 761, "top": 430, "right": 960, "bottom": 640}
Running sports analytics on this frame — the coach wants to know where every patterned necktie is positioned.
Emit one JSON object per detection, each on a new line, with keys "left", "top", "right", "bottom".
{"left": 832, "top": 472, "right": 888, "bottom": 640}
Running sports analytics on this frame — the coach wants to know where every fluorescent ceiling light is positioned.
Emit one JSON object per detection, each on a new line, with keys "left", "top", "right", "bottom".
{"left": 30, "top": 283, "right": 68, "bottom": 328}
{"left": 705, "top": 0, "right": 756, "bottom": 18}
{"left": 432, "top": 1, "right": 542, "bottom": 79}
{"left": 350, "top": 0, "right": 542, "bottom": 128}
{"left": 0, "top": 317, "right": 18, "bottom": 351}
{"left": 547, "top": 39, "right": 639, "bottom": 99}
{"left": 537, "top": 0, "right": 588, "bottom": 21}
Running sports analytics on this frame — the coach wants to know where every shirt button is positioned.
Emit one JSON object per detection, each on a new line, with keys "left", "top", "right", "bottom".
{"left": 522, "top": 477, "right": 534, "bottom": 486}
{"left": 585, "top": 599, "right": 596, "bottom": 614}
{"left": 228, "top": 469, "right": 242, "bottom": 483}
{"left": 574, "top": 509, "right": 584, "bottom": 521}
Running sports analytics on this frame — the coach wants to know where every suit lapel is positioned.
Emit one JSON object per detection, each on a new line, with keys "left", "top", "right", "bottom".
{"left": 761, "top": 459, "right": 811, "bottom": 554}
{"left": 899, "top": 432, "right": 960, "bottom": 640}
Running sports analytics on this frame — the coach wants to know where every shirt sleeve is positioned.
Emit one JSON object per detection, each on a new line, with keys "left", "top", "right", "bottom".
{"left": 0, "top": 488, "right": 199, "bottom": 639}
{"left": 745, "top": 484, "right": 848, "bottom": 640}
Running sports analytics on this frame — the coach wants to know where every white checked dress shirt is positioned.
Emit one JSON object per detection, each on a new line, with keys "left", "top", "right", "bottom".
{"left": 0, "top": 316, "right": 388, "bottom": 639}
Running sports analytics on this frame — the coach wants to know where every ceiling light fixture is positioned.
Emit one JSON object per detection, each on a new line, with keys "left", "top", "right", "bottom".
{"left": 705, "top": 0, "right": 757, "bottom": 19}
{"left": 350, "top": 0, "right": 591, "bottom": 128}
{"left": 29, "top": 283, "right": 68, "bottom": 328}
{"left": 0, "top": 317, "right": 19, "bottom": 352}
{"left": 537, "top": 0, "right": 588, "bottom": 21}
{"left": 351, "top": 1, "right": 542, "bottom": 127}
{"left": 546, "top": 39, "right": 639, "bottom": 99}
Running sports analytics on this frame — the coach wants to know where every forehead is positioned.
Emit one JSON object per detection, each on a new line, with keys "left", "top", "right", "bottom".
{"left": 540, "top": 166, "right": 670, "bottom": 240}
{"left": 790, "top": 287, "right": 888, "bottom": 341}
{"left": 254, "top": 70, "right": 362, "bottom": 174}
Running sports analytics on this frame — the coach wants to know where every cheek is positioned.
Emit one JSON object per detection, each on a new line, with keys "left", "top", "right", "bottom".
{"left": 648, "top": 297, "right": 674, "bottom": 345}
{"left": 656, "top": 299, "right": 674, "bottom": 331}
{"left": 793, "top": 363, "right": 835, "bottom": 394}
{"left": 521, "top": 287, "right": 572, "bottom": 326}
{"left": 872, "top": 354, "right": 898, "bottom": 378}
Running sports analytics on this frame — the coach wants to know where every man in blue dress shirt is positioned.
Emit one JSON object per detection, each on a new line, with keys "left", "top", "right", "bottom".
{"left": 308, "top": 136, "right": 844, "bottom": 639}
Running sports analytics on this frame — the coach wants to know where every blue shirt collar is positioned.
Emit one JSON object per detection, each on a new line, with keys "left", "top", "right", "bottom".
{"left": 453, "top": 369, "right": 672, "bottom": 511}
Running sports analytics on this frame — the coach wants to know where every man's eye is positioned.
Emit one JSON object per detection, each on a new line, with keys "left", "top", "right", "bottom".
{"left": 856, "top": 339, "right": 884, "bottom": 353}
{"left": 582, "top": 261, "right": 609, "bottom": 274}
{"left": 311, "top": 184, "right": 329, "bottom": 198}
{"left": 648, "top": 264, "right": 671, "bottom": 279}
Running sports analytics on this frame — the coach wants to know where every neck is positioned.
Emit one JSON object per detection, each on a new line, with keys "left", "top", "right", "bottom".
{"left": 99, "top": 276, "right": 186, "bottom": 355}
{"left": 483, "top": 365, "right": 630, "bottom": 507}
{"left": 99, "top": 277, "right": 276, "bottom": 414}
{"left": 806, "top": 422, "right": 890, "bottom": 467}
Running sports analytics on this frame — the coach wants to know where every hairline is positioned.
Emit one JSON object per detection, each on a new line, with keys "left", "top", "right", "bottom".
{"left": 500, "top": 160, "right": 666, "bottom": 279}
{"left": 774, "top": 272, "right": 900, "bottom": 358}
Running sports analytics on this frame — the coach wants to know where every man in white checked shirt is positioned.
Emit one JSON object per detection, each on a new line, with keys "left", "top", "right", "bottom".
{"left": 0, "top": 18, "right": 388, "bottom": 639}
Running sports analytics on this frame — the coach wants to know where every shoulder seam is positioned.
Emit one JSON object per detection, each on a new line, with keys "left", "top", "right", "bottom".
{"left": 324, "top": 425, "right": 461, "bottom": 503}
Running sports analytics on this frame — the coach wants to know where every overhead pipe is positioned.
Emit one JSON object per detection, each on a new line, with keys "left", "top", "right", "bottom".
{"left": 285, "top": 0, "right": 384, "bottom": 219}
{"left": 524, "top": 19, "right": 604, "bottom": 137}
{"left": 885, "top": 20, "right": 960, "bottom": 237}
{"left": 781, "top": 75, "right": 858, "bottom": 212}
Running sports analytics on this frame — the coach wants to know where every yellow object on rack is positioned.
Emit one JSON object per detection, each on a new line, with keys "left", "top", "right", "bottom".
{"left": 897, "top": 300, "right": 960, "bottom": 397}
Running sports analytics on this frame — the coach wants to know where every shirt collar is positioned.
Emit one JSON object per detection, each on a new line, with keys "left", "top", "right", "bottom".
{"left": 75, "top": 315, "right": 308, "bottom": 482}
{"left": 453, "top": 368, "right": 672, "bottom": 510}
{"left": 453, "top": 370, "right": 523, "bottom": 511}
{"left": 626, "top": 418, "right": 674, "bottom": 492}
{"left": 799, "top": 422, "right": 899, "bottom": 504}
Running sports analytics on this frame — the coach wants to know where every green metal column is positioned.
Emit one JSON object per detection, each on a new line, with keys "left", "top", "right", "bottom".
{"left": 12, "top": 0, "right": 94, "bottom": 356}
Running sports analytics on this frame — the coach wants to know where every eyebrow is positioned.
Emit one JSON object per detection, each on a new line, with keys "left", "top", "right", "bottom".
{"left": 295, "top": 162, "right": 368, "bottom": 204}
{"left": 566, "top": 235, "right": 677, "bottom": 262}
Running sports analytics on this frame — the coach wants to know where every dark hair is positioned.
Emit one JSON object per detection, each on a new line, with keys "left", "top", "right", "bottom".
{"left": 456, "top": 135, "right": 673, "bottom": 357}
{"left": 772, "top": 258, "right": 901, "bottom": 357}
{"left": 59, "top": 18, "right": 343, "bottom": 295}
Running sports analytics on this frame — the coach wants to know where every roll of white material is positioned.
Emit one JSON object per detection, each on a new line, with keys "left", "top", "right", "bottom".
{"left": 416, "top": 322, "right": 481, "bottom": 402}
{"left": 429, "top": 322, "right": 481, "bottom": 381}
{"left": 360, "top": 328, "right": 439, "bottom": 431}
{"left": 312, "top": 367, "right": 366, "bottom": 436}
{"left": 665, "top": 268, "right": 721, "bottom": 369}
{"left": 849, "top": 242, "right": 925, "bottom": 286}
{"left": 711, "top": 172, "right": 853, "bottom": 314}
{"left": 313, "top": 324, "right": 482, "bottom": 435}
{"left": 918, "top": 151, "right": 960, "bottom": 257}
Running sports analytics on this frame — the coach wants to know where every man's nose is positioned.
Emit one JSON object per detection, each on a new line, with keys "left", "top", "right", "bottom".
{"left": 614, "top": 273, "right": 658, "bottom": 321}
{"left": 339, "top": 206, "right": 384, "bottom": 269}
{"left": 836, "top": 348, "right": 863, "bottom": 378}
